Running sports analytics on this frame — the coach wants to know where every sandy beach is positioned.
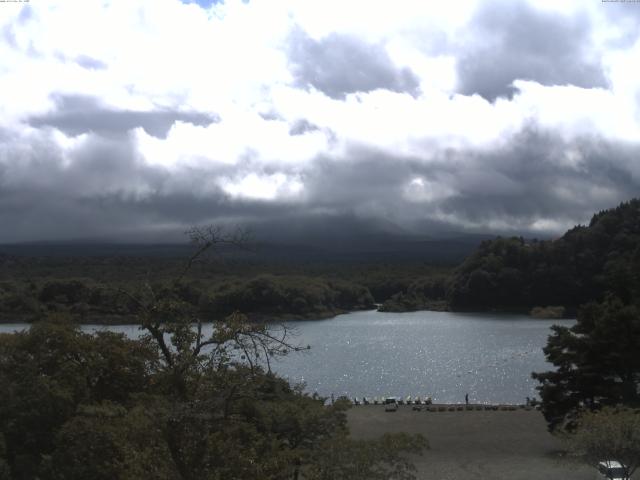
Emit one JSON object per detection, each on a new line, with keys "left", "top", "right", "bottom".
{"left": 347, "top": 404, "right": 611, "bottom": 480}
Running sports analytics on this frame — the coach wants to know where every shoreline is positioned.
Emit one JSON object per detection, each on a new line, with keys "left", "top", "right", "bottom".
{"left": 0, "top": 305, "right": 577, "bottom": 325}
{"left": 0, "top": 310, "right": 352, "bottom": 325}
{"left": 379, "top": 304, "right": 575, "bottom": 319}
{"left": 345, "top": 402, "right": 538, "bottom": 410}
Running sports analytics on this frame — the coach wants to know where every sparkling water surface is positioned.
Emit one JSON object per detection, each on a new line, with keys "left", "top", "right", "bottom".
{"left": 1, "top": 310, "right": 573, "bottom": 404}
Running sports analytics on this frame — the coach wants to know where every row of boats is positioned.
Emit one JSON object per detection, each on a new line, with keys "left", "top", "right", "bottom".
{"left": 351, "top": 395, "right": 433, "bottom": 406}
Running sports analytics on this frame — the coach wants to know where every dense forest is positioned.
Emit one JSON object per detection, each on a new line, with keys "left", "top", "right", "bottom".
{"left": 447, "top": 199, "right": 640, "bottom": 314}
{"left": 528, "top": 202, "right": 640, "bottom": 433}
{"left": 0, "top": 274, "right": 375, "bottom": 323}
{"left": 0, "top": 247, "right": 450, "bottom": 323}
{"left": 0, "top": 312, "right": 426, "bottom": 479}
{"left": 2, "top": 199, "right": 640, "bottom": 322}
{"left": 0, "top": 230, "right": 428, "bottom": 479}
{"left": 380, "top": 199, "right": 640, "bottom": 314}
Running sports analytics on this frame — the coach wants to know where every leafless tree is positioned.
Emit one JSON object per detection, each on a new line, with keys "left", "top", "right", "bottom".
{"left": 119, "top": 225, "right": 307, "bottom": 397}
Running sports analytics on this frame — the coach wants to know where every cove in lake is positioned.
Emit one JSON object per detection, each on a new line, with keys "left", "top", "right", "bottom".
{"left": 1, "top": 310, "right": 573, "bottom": 404}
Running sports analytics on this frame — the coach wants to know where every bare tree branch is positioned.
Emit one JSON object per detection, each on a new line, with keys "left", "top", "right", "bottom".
{"left": 176, "top": 225, "right": 252, "bottom": 284}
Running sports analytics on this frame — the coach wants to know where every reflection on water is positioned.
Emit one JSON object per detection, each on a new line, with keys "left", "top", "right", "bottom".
{"left": 270, "top": 310, "right": 572, "bottom": 404}
{"left": 0, "top": 310, "right": 573, "bottom": 404}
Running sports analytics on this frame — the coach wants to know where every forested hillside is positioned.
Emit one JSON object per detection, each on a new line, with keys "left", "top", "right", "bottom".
{"left": 0, "top": 241, "right": 454, "bottom": 322}
{"left": 4, "top": 199, "right": 640, "bottom": 320}
{"left": 447, "top": 199, "right": 640, "bottom": 312}
{"left": 0, "top": 274, "right": 375, "bottom": 323}
{"left": 0, "top": 229, "right": 428, "bottom": 479}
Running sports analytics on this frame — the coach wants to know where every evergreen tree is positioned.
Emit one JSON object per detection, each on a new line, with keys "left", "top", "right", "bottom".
{"left": 532, "top": 298, "right": 640, "bottom": 431}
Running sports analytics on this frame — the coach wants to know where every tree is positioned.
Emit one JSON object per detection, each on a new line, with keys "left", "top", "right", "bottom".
{"left": 532, "top": 298, "right": 640, "bottom": 431}
{"left": 0, "top": 434, "right": 10, "bottom": 480}
{"left": 447, "top": 198, "right": 640, "bottom": 312}
{"left": 571, "top": 407, "right": 640, "bottom": 479}
{"left": 0, "top": 225, "right": 427, "bottom": 479}
{"left": 118, "top": 225, "right": 426, "bottom": 479}
{"left": 0, "top": 319, "right": 157, "bottom": 479}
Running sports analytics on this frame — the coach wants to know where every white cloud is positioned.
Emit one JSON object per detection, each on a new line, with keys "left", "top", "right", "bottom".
{"left": 221, "top": 172, "right": 304, "bottom": 200}
{"left": 509, "top": 81, "right": 640, "bottom": 141}
{"left": 403, "top": 177, "right": 457, "bottom": 203}
{"left": 1, "top": 0, "right": 640, "bottom": 240}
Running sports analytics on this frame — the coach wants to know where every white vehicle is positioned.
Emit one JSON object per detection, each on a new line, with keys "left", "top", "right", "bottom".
{"left": 596, "top": 460, "right": 629, "bottom": 480}
{"left": 384, "top": 397, "right": 398, "bottom": 412}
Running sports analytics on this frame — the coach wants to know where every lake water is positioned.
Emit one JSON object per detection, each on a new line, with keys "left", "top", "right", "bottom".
{"left": 0, "top": 310, "right": 572, "bottom": 404}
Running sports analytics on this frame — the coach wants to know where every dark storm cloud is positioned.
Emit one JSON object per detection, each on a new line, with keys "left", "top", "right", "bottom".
{"left": 288, "top": 29, "right": 420, "bottom": 99}
{"left": 456, "top": 1, "right": 608, "bottom": 101}
{"left": 28, "top": 95, "right": 218, "bottom": 139}
{"left": 303, "top": 151, "right": 410, "bottom": 214}
{"left": 5, "top": 0, "right": 640, "bottom": 246}
{"left": 292, "top": 128, "right": 640, "bottom": 236}
{"left": 412, "top": 130, "right": 639, "bottom": 232}
{"left": 1, "top": 120, "right": 640, "bottom": 242}
{"left": 0, "top": 134, "right": 146, "bottom": 242}
{"left": 0, "top": 128, "right": 308, "bottom": 242}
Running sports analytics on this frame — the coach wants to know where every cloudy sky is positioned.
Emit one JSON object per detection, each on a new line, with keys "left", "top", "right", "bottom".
{"left": 1, "top": 0, "right": 639, "bottom": 243}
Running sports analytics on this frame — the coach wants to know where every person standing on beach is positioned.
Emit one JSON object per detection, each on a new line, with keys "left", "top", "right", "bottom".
{"left": 465, "top": 393, "right": 469, "bottom": 405}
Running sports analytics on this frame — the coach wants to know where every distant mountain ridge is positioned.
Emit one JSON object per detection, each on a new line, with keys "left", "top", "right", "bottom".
{"left": 0, "top": 233, "right": 493, "bottom": 266}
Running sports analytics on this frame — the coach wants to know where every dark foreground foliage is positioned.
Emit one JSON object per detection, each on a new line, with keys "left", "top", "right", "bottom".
{"left": 0, "top": 226, "right": 427, "bottom": 479}
{"left": 0, "top": 316, "right": 426, "bottom": 479}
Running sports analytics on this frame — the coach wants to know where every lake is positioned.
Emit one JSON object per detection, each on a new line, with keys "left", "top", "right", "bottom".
{"left": 0, "top": 309, "right": 572, "bottom": 404}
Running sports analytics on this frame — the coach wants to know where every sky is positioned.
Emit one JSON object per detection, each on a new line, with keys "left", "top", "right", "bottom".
{"left": 1, "top": 0, "right": 640, "bottom": 243}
